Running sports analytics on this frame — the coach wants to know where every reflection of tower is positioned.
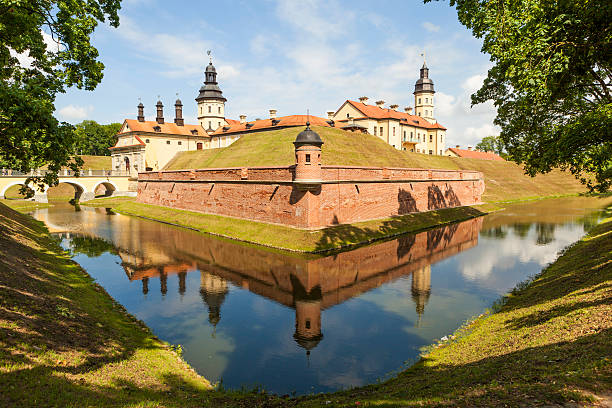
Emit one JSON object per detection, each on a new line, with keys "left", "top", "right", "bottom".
{"left": 178, "top": 271, "right": 186, "bottom": 296}
{"left": 291, "top": 274, "right": 323, "bottom": 359}
{"left": 200, "top": 271, "right": 229, "bottom": 335}
{"left": 142, "top": 277, "right": 149, "bottom": 295}
{"left": 411, "top": 265, "right": 431, "bottom": 327}
{"left": 160, "top": 269, "right": 167, "bottom": 296}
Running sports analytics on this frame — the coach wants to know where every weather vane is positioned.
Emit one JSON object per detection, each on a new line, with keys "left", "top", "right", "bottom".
{"left": 207, "top": 50, "right": 212, "bottom": 63}
{"left": 421, "top": 51, "right": 426, "bottom": 63}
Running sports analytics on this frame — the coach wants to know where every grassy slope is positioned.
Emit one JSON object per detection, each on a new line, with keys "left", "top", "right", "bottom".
{"left": 85, "top": 196, "right": 487, "bottom": 252}
{"left": 165, "top": 126, "right": 585, "bottom": 202}
{"left": 78, "top": 155, "right": 112, "bottom": 170}
{"left": 298, "top": 206, "right": 612, "bottom": 407}
{"left": 0, "top": 202, "right": 290, "bottom": 407}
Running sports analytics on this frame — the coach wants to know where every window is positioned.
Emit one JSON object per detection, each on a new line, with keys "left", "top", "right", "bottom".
{"left": 208, "top": 106, "right": 211, "bottom": 113}
{"left": 403, "top": 130, "right": 406, "bottom": 140}
{"left": 379, "top": 126, "right": 383, "bottom": 135}
{"left": 305, "top": 154, "right": 311, "bottom": 163}
{"left": 166, "top": 140, "right": 171, "bottom": 145}
{"left": 218, "top": 106, "right": 221, "bottom": 114}
{"left": 305, "top": 320, "right": 311, "bottom": 329}
{"left": 430, "top": 134, "right": 433, "bottom": 142}
{"left": 218, "top": 121, "right": 221, "bottom": 128}
{"left": 178, "top": 141, "right": 182, "bottom": 145}
{"left": 440, "top": 150, "right": 443, "bottom": 155}
{"left": 425, "top": 98, "right": 428, "bottom": 103}
{"left": 197, "top": 143, "right": 203, "bottom": 150}
{"left": 418, "top": 98, "right": 421, "bottom": 104}
{"left": 410, "top": 131, "right": 413, "bottom": 140}
{"left": 374, "top": 127, "right": 377, "bottom": 136}
{"left": 346, "top": 113, "right": 350, "bottom": 118}
{"left": 208, "top": 121, "right": 211, "bottom": 129}
{"left": 440, "top": 135, "right": 443, "bottom": 142}
{"left": 429, "top": 150, "right": 433, "bottom": 155}
{"left": 145, "top": 139, "right": 150, "bottom": 143}
{"left": 393, "top": 128, "right": 395, "bottom": 136}
{"left": 199, "top": 107, "right": 202, "bottom": 114}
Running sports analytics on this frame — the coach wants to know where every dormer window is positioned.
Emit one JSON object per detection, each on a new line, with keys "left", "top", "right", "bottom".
{"left": 153, "top": 125, "right": 161, "bottom": 132}
{"left": 191, "top": 129, "right": 198, "bottom": 135}
{"left": 271, "top": 119, "right": 280, "bottom": 126}
{"left": 326, "top": 120, "right": 335, "bottom": 127}
{"left": 245, "top": 123, "right": 254, "bottom": 129}
{"left": 222, "top": 126, "right": 230, "bottom": 131}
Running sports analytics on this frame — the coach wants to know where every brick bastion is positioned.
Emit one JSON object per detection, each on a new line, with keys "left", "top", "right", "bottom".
{"left": 137, "top": 124, "right": 485, "bottom": 229}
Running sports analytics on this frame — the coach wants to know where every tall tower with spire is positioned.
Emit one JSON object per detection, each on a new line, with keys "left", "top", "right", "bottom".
{"left": 196, "top": 51, "right": 227, "bottom": 133}
{"left": 414, "top": 55, "right": 436, "bottom": 123}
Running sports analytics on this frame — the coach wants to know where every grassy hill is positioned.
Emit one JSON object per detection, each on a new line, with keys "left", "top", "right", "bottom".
{"left": 164, "top": 126, "right": 586, "bottom": 202}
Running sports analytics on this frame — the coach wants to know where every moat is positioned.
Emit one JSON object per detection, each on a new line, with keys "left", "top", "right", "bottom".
{"left": 29, "top": 197, "right": 610, "bottom": 395}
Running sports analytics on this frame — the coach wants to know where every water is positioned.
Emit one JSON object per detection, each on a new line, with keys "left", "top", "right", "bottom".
{"left": 30, "top": 196, "right": 611, "bottom": 395}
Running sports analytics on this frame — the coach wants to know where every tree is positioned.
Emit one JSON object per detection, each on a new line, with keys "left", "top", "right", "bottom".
{"left": 436, "top": 0, "right": 612, "bottom": 192}
{"left": 74, "top": 120, "right": 121, "bottom": 156}
{"left": 0, "top": 0, "right": 121, "bottom": 193}
{"left": 475, "top": 135, "right": 505, "bottom": 156}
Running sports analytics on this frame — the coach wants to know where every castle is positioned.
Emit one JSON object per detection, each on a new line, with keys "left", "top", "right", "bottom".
{"left": 110, "top": 57, "right": 446, "bottom": 174}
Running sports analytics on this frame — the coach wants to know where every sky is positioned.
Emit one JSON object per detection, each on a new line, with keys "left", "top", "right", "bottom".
{"left": 54, "top": 0, "right": 499, "bottom": 148}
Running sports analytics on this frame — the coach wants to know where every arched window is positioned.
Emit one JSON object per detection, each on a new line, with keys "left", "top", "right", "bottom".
{"left": 197, "top": 143, "right": 203, "bottom": 150}
{"left": 218, "top": 106, "right": 221, "bottom": 114}
{"left": 208, "top": 106, "right": 211, "bottom": 113}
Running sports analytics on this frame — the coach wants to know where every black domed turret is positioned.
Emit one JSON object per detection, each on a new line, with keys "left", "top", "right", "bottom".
{"left": 414, "top": 62, "right": 435, "bottom": 94}
{"left": 293, "top": 122, "right": 324, "bottom": 147}
{"left": 175, "top": 98, "right": 182, "bottom": 106}
{"left": 196, "top": 61, "right": 227, "bottom": 103}
{"left": 138, "top": 102, "right": 144, "bottom": 108}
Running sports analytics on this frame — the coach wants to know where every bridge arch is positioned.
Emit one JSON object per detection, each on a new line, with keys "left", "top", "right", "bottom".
{"left": 93, "top": 181, "right": 117, "bottom": 197}
{"left": 1, "top": 182, "right": 38, "bottom": 199}
{"left": 53, "top": 181, "right": 88, "bottom": 201}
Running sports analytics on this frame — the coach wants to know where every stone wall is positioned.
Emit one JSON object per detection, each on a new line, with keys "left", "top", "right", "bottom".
{"left": 137, "top": 165, "right": 484, "bottom": 229}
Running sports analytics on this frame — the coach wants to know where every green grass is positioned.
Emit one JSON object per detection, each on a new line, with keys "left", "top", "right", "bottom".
{"left": 0, "top": 199, "right": 53, "bottom": 211}
{"left": 164, "top": 126, "right": 587, "bottom": 202}
{"left": 78, "top": 155, "right": 112, "bottom": 170}
{"left": 84, "top": 197, "right": 486, "bottom": 252}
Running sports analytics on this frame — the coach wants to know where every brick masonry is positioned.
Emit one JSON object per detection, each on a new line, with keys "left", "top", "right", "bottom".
{"left": 137, "top": 165, "right": 485, "bottom": 229}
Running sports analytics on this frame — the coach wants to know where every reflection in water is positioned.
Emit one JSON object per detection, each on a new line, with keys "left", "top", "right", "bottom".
{"left": 32, "top": 196, "right": 611, "bottom": 394}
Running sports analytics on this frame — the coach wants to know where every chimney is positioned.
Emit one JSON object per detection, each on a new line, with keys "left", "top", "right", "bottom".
{"left": 137, "top": 102, "right": 145, "bottom": 122}
{"left": 358, "top": 96, "right": 369, "bottom": 104}
{"left": 269, "top": 109, "right": 277, "bottom": 120}
{"left": 174, "top": 98, "right": 184, "bottom": 126}
{"left": 156, "top": 100, "right": 164, "bottom": 124}
{"left": 467, "top": 146, "right": 472, "bottom": 150}
{"left": 456, "top": 144, "right": 460, "bottom": 148}
{"left": 375, "top": 100, "right": 385, "bottom": 108}
{"left": 389, "top": 104, "right": 399, "bottom": 111}
{"left": 239, "top": 114, "right": 247, "bottom": 124}
{"left": 327, "top": 111, "right": 335, "bottom": 120}
{"left": 404, "top": 107, "right": 413, "bottom": 114}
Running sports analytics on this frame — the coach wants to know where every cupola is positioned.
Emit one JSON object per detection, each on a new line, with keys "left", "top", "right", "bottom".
{"left": 293, "top": 122, "right": 324, "bottom": 189}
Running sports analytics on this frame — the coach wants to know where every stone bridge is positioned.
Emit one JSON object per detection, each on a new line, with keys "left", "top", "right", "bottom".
{"left": 0, "top": 169, "right": 135, "bottom": 203}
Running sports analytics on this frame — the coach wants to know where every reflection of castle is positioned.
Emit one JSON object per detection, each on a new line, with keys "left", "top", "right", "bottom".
{"left": 56, "top": 208, "right": 482, "bottom": 354}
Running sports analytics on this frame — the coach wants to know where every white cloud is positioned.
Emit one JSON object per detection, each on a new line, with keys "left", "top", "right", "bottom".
{"left": 422, "top": 22, "right": 440, "bottom": 33}
{"left": 57, "top": 105, "right": 93, "bottom": 121}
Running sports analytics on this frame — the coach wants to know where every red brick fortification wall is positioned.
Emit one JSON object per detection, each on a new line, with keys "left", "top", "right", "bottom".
{"left": 137, "top": 166, "right": 485, "bottom": 229}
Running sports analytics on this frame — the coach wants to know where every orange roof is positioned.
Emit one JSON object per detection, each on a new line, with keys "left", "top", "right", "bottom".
{"left": 446, "top": 148, "right": 505, "bottom": 161}
{"left": 342, "top": 100, "right": 447, "bottom": 130}
{"left": 119, "top": 119, "right": 208, "bottom": 137}
{"left": 212, "top": 115, "right": 331, "bottom": 136}
{"left": 225, "top": 119, "right": 241, "bottom": 125}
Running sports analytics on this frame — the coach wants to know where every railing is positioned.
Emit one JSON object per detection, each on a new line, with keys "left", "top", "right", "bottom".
{"left": 0, "top": 168, "right": 131, "bottom": 177}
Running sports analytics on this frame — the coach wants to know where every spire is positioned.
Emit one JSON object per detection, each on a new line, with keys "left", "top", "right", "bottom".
{"left": 196, "top": 50, "right": 227, "bottom": 102}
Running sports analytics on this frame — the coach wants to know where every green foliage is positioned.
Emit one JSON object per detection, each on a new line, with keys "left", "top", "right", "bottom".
{"left": 69, "top": 235, "right": 116, "bottom": 257}
{"left": 74, "top": 120, "right": 121, "bottom": 156}
{"left": 438, "top": 0, "right": 612, "bottom": 192}
{"left": 0, "top": 0, "right": 121, "bottom": 193}
{"left": 476, "top": 135, "right": 506, "bottom": 157}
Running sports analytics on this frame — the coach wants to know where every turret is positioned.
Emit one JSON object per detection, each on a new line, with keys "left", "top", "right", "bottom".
{"left": 196, "top": 52, "right": 227, "bottom": 133}
{"left": 293, "top": 122, "right": 323, "bottom": 189}
{"left": 174, "top": 98, "right": 184, "bottom": 126}
{"left": 137, "top": 102, "right": 145, "bottom": 122}
{"left": 156, "top": 100, "right": 164, "bottom": 124}
{"left": 414, "top": 60, "right": 435, "bottom": 123}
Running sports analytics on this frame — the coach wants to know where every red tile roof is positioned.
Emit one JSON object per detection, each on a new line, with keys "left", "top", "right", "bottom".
{"left": 446, "top": 148, "right": 505, "bottom": 161}
{"left": 342, "top": 100, "right": 447, "bottom": 130}
{"left": 119, "top": 119, "right": 208, "bottom": 137}
{"left": 212, "top": 115, "right": 331, "bottom": 136}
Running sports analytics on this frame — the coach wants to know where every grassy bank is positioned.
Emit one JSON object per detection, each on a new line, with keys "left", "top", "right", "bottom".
{"left": 164, "top": 126, "right": 586, "bottom": 202}
{"left": 84, "top": 197, "right": 487, "bottom": 252}
{"left": 0, "top": 202, "right": 293, "bottom": 407}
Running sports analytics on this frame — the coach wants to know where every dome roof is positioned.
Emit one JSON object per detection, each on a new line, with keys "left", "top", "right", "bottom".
{"left": 414, "top": 62, "right": 435, "bottom": 93}
{"left": 156, "top": 100, "right": 163, "bottom": 106}
{"left": 293, "top": 332, "right": 323, "bottom": 351}
{"left": 138, "top": 102, "right": 144, "bottom": 108}
{"left": 175, "top": 98, "right": 182, "bottom": 105}
{"left": 205, "top": 62, "right": 216, "bottom": 73}
{"left": 293, "top": 122, "right": 323, "bottom": 147}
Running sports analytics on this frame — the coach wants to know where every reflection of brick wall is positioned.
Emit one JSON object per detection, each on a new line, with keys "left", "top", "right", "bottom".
{"left": 137, "top": 166, "right": 484, "bottom": 229}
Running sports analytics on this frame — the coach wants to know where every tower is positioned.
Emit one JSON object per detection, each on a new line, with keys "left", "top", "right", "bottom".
{"left": 196, "top": 53, "right": 227, "bottom": 133}
{"left": 293, "top": 122, "right": 324, "bottom": 189}
{"left": 200, "top": 271, "right": 229, "bottom": 336}
{"left": 414, "top": 60, "right": 435, "bottom": 123}
{"left": 411, "top": 265, "right": 431, "bottom": 327}
{"left": 291, "top": 274, "right": 323, "bottom": 357}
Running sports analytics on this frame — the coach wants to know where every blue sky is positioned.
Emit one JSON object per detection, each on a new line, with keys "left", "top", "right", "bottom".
{"left": 54, "top": 0, "right": 499, "bottom": 147}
